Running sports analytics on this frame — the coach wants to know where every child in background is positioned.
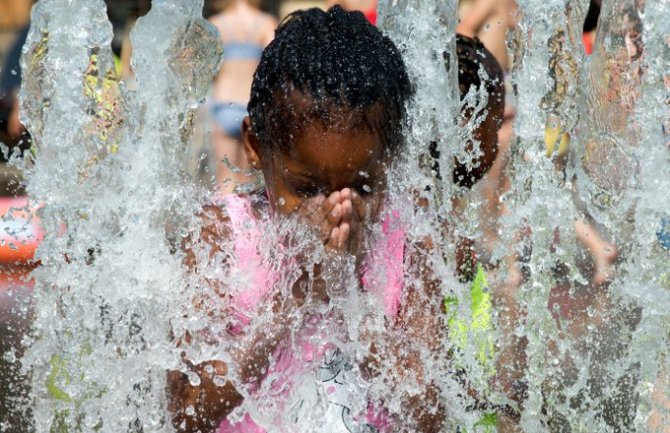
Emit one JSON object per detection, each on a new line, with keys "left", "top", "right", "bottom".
{"left": 209, "top": 0, "right": 277, "bottom": 194}
{"left": 442, "top": 34, "right": 527, "bottom": 432}
{"left": 168, "top": 7, "right": 449, "bottom": 433}
{"left": 430, "top": 34, "right": 504, "bottom": 272}
{"left": 452, "top": 34, "right": 504, "bottom": 191}
{"left": 456, "top": 0, "right": 519, "bottom": 224}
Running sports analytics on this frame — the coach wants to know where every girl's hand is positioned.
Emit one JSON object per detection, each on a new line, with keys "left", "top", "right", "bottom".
{"left": 167, "top": 358, "right": 242, "bottom": 433}
{"left": 337, "top": 188, "right": 366, "bottom": 255}
{"left": 329, "top": 188, "right": 354, "bottom": 252}
{"left": 325, "top": 188, "right": 368, "bottom": 254}
{"left": 297, "top": 189, "right": 359, "bottom": 253}
{"left": 297, "top": 190, "right": 342, "bottom": 246}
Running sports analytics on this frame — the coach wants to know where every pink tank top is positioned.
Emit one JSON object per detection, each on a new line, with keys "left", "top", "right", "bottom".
{"left": 216, "top": 194, "right": 405, "bottom": 433}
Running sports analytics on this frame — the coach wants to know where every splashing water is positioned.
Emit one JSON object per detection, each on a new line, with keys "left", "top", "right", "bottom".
{"left": 0, "top": 0, "right": 667, "bottom": 432}
{"left": 13, "top": 0, "right": 221, "bottom": 431}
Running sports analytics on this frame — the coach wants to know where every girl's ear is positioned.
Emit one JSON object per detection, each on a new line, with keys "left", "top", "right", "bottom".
{"left": 242, "top": 116, "right": 262, "bottom": 170}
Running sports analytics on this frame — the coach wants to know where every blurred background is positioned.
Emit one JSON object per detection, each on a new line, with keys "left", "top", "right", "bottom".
{"left": 0, "top": 0, "right": 380, "bottom": 192}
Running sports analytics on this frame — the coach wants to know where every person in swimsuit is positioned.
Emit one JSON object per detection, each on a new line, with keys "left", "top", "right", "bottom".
{"left": 168, "top": 7, "right": 450, "bottom": 433}
{"left": 0, "top": 25, "right": 30, "bottom": 154}
{"left": 209, "top": 0, "right": 277, "bottom": 194}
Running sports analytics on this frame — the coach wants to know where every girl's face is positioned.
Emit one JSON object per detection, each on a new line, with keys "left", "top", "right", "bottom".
{"left": 243, "top": 114, "right": 390, "bottom": 220}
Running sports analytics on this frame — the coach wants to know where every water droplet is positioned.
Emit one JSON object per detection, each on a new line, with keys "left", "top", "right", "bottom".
{"left": 213, "top": 375, "right": 227, "bottom": 387}
{"left": 187, "top": 371, "right": 201, "bottom": 386}
{"left": 277, "top": 197, "right": 286, "bottom": 206}
{"left": 2, "top": 349, "right": 16, "bottom": 363}
{"left": 586, "top": 306, "right": 596, "bottom": 317}
{"left": 362, "top": 185, "right": 372, "bottom": 193}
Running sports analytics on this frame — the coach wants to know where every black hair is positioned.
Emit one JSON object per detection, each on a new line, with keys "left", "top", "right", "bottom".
{"left": 430, "top": 35, "right": 504, "bottom": 189}
{"left": 247, "top": 6, "right": 412, "bottom": 155}
{"left": 455, "top": 34, "right": 505, "bottom": 110}
{"left": 454, "top": 35, "right": 504, "bottom": 188}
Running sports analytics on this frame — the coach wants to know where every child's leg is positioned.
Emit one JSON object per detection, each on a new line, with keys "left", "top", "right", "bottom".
{"left": 574, "top": 217, "right": 618, "bottom": 286}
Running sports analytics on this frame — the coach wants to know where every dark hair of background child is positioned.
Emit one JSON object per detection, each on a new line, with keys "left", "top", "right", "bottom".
{"left": 455, "top": 35, "right": 504, "bottom": 109}
{"left": 583, "top": 0, "right": 601, "bottom": 33}
{"left": 430, "top": 35, "right": 504, "bottom": 189}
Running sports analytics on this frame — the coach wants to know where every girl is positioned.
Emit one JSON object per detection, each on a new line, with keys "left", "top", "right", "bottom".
{"left": 169, "top": 7, "right": 451, "bottom": 433}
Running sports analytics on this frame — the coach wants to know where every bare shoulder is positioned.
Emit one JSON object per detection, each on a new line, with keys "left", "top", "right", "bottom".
{"left": 503, "top": 0, "right": 519, "bottom": 28}
{"left": 208, "top": 11, "right": 228, "bottom": 31}
{"left": 200, "top": 203, "right": 231, "bottom": 239}
{"left": 259, "top": 12, "right": 279, "bottom": 46}
{"left": 193, "top": 191, "right": 267, "bottom": 251}
{"left": 198, "top": 202, "right": 236, "bottom": 255}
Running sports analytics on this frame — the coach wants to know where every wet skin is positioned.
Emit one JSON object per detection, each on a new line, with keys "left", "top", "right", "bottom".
{"left": 242, "top": 106, "right": 390, "bottom": 254}
{"left": 241, "top": 107, "right": 447, "bottom": 433}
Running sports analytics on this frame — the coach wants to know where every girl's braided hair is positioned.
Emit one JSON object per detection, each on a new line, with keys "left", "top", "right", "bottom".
{"left": 248, "top": 6, "right": 413, "bottom": 154}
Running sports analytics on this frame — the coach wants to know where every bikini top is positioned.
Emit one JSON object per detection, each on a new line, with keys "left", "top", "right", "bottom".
{"left": 222, "top": 41, "right": 264, "bottom": 62}
{"left": 218, "top": 15, "right": 266, "bottom": 63}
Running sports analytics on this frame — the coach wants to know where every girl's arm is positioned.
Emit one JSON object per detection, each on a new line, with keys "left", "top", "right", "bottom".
{"left": 362, "top": 237, "right": 448, "bottom": 433}
{"left": 167, "top": 358, "right": 242, "bottom": 433}
{"left": 168, "top": 204, "right": 298, "bottom": 432}
{"left": 397, "top": 237, "right": 449, "bottom": 432}
{"left": 168, "top": 204, "right": 240, "bottom": 432}
{"left": 167, "top": 308, "right": 296, "bottom": 432}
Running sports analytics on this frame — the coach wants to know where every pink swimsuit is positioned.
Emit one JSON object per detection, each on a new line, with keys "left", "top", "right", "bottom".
{"left": 216, "top": 194, "right": 405, "bottom": 433}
